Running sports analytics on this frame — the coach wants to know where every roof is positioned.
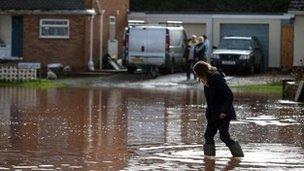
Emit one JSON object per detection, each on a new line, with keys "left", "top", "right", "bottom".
{"left": 0, "top": 0, "right": 86, "bottom": 11}
{"left": 289, "top": 0, "right": 304, "bottom": 11}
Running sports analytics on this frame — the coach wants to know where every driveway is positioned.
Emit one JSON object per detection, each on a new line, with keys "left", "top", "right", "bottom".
{"left": 59, "top": 72, "right": 293, "bottom": 89}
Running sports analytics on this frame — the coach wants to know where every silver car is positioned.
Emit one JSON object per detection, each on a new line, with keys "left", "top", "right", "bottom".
{"left": 211, "top": 36, "right": 263, "bottom": 74}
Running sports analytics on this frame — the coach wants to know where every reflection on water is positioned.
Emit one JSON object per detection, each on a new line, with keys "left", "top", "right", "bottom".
{"left": 0, "top": 87, "right": 303, "bottom": 170}
{"left": 127, "top": 144, "right": 304, "bottom": 170}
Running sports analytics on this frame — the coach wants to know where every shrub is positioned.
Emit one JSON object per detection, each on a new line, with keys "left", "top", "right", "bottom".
{"left": 130, "top": 0, "right": 291, "bottom": 13}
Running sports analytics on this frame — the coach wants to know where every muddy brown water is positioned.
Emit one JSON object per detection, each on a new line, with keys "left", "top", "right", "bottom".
{"left": 0, "top": 87, "right": 303, "bottom": 170}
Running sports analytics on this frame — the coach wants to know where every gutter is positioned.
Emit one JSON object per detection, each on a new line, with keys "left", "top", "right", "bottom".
{"left": 0, "top": 9, "right": 96, "bottom": 15}
{"left": 0, "top": 57, "right": 23, "bottom": 61}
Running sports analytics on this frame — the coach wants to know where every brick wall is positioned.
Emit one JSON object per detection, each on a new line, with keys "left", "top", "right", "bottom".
{"left": 23, "top": 15, "right": 88, "bottom": 71}
{"left": 92, "top": 0, "right": 130, "bottom": 64}
{"left": 83, "top": 0, "right": 93, "bottom": 8}
{"left": 22, "top": 0, "right": 130, "bottom": 71}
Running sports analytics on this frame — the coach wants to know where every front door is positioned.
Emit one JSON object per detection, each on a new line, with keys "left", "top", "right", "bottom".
{"left": 11, "top": 16, "right": 23, "bottom": 57}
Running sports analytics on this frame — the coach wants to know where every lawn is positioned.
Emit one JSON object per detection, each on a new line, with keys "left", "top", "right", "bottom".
{"left": 0, "top": 79, "right": 68, "bottom": 89}
{"left": 231, "top": 82, "right": 282, "bottom": 94}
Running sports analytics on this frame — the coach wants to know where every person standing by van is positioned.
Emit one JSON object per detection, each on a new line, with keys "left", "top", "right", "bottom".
{"left": 183, "top": 35, "right": 198, "bottom": 80}
{"left": 192, "top": 61, "right": 244, "bottom": 157}
{"left": 203, "top": 35, "right": 210, "bottom": 61}
{"left": 195, "top": 36, "right": 207, "bottom": 62}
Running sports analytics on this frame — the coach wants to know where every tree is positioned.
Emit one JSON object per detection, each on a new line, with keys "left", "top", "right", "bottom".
{"left": 130, "top": 0, "right": 291, "bottom": 13}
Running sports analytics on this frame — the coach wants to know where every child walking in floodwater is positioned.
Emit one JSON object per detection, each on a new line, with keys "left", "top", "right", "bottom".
{"left": 193, "top": 61, "right": 244, "bottom": 157}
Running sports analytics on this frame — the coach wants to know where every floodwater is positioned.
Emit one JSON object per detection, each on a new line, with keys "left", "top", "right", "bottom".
{"left": 0, "top": 87, "right": 303, "bottom": 170}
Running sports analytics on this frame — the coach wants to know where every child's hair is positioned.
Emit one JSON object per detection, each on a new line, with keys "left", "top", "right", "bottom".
{"left": 193, "top": 61, "right": 217, "bottom": 86}
{"left": 197, "top": 36, "right": 204, "bottom": 43}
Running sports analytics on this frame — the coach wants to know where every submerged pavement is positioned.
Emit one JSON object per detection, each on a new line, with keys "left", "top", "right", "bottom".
{"left": 58, "top": 72, "right": 292, "bottom": 89}
{"left": 0, "top": 84, "right": 302, "bottom": 170}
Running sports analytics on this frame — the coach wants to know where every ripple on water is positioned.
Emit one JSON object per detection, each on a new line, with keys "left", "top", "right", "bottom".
{"left": 126, "top": 144, "right": 304, "bottom": 170}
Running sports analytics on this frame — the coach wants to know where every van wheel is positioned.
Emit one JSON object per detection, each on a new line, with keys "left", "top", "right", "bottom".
{"left": 167, "top": 59, "right": 175, "bottom": 74}
{"left": 150, "top": 66, "right": 159, "bottom": 79}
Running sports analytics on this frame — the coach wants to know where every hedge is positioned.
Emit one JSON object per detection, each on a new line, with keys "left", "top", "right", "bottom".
{"left": 130, "top": 0, "right": 291, "bottom": 13}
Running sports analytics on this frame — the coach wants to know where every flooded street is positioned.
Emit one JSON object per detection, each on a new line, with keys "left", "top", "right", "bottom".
{"left": 0, "top": 86, "right": 303, "bottom": 170}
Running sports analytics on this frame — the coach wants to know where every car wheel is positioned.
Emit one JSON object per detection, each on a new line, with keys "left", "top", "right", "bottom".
{"left": 249, "top": 64, "right": 255, "bottom": 75}
{"left": 259, "top": 62, "right": 263, "bottom": 73}
{"left": 254, "top": 61, "right": 263, "bottom": 73}
{"left": 127, "top": 66, "right": 137, "bottom": 74}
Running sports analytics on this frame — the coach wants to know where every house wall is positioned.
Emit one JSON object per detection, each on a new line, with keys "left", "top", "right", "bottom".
{"left": 19, "top": 0, "right": 129, "bottom": 71}
{"left": 293, "top": 15, "right": 304, "bottom": 66}
{"left": 23, "top": 15, "right": 88, "bottom": 70}
{"left": 128, "top": 13, "right": 212, "bottom": 39}
{"left": 182, "top": 24, "right": 206, "bottom": 38}
{"left": 83, "top": 0, "right": 93, "bottom": 8}
{"left": 0, "top": 15, "right": 12, "bottom": 57}
{"left": 213, "top": 18, "right": 282, "bottom": 68}
{"left": 93, "top": 0, "right": 130, "bottom": 61}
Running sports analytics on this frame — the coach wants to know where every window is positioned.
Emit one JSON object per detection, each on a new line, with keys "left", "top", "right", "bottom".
{"left": 219, "top": 39, "right": 252, "bottom": 50}
{"left": 39, "top": 19, "right": 69, "bottom": 39}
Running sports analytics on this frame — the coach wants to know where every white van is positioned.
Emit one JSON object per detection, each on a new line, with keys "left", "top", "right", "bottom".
{"left": 123, "top": 25, "right": 187, "bottom": 76}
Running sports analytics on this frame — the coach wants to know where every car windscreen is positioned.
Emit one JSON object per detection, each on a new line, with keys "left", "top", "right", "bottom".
{"left": 219, "top": 39, "right": 252, "bottom": 50}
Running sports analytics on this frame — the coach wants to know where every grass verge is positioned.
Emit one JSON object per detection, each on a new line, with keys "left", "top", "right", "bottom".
{"left": 231, "top": 82, "right": 282, "bottom": 94}
{"left": 0, "top": 79, "right": 68, "bottom": 89}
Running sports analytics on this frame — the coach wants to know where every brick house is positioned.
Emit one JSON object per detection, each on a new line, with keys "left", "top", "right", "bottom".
{"left": 0, "top": 0, "right": 129, "bottom": 71}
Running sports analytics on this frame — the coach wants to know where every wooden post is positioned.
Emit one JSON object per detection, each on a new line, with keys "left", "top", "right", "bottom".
{"left": 281, "top": 26, "right": 294, "bottom": 69}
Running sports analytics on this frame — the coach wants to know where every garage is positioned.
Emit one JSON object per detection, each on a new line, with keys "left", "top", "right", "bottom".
{"left": 183, "top": 23, "right": 206, "bottom": 38}
{"left": 220, "top": 24, "right": 269, "bottom": 70}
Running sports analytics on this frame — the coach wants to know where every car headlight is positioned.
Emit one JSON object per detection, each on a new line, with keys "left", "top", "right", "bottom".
{"left": 212, "top": 54, "right": 220, "bottom": 59}
{"left": 239, "top": 55, "right": 250, "bottom": 60}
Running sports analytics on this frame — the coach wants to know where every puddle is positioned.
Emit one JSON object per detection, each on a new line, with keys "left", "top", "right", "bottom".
{"left": 126, "top": 143, "right": 304, "bottom": 170}
{"left": 0, "top": 87, "right": 303, "bottom": 170}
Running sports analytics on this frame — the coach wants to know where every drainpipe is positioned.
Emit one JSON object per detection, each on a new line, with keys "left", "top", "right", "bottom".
{"left": 100, "top": 10, "right": 105, "bottom": 70}
{"left": 210, "top": 16, "right": 214, "bottom": 63}
{"left": 88, "top": 15, "right": 95, "bottom": 71}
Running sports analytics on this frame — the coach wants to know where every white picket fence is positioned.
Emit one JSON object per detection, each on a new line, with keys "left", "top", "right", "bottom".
{"left": 0, "top": 64, "right": 37, "bottom": 81}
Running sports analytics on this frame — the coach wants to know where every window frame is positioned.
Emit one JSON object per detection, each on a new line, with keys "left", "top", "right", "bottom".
{"left": 39, "top": 19, "right": 70, "bottom": 39}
